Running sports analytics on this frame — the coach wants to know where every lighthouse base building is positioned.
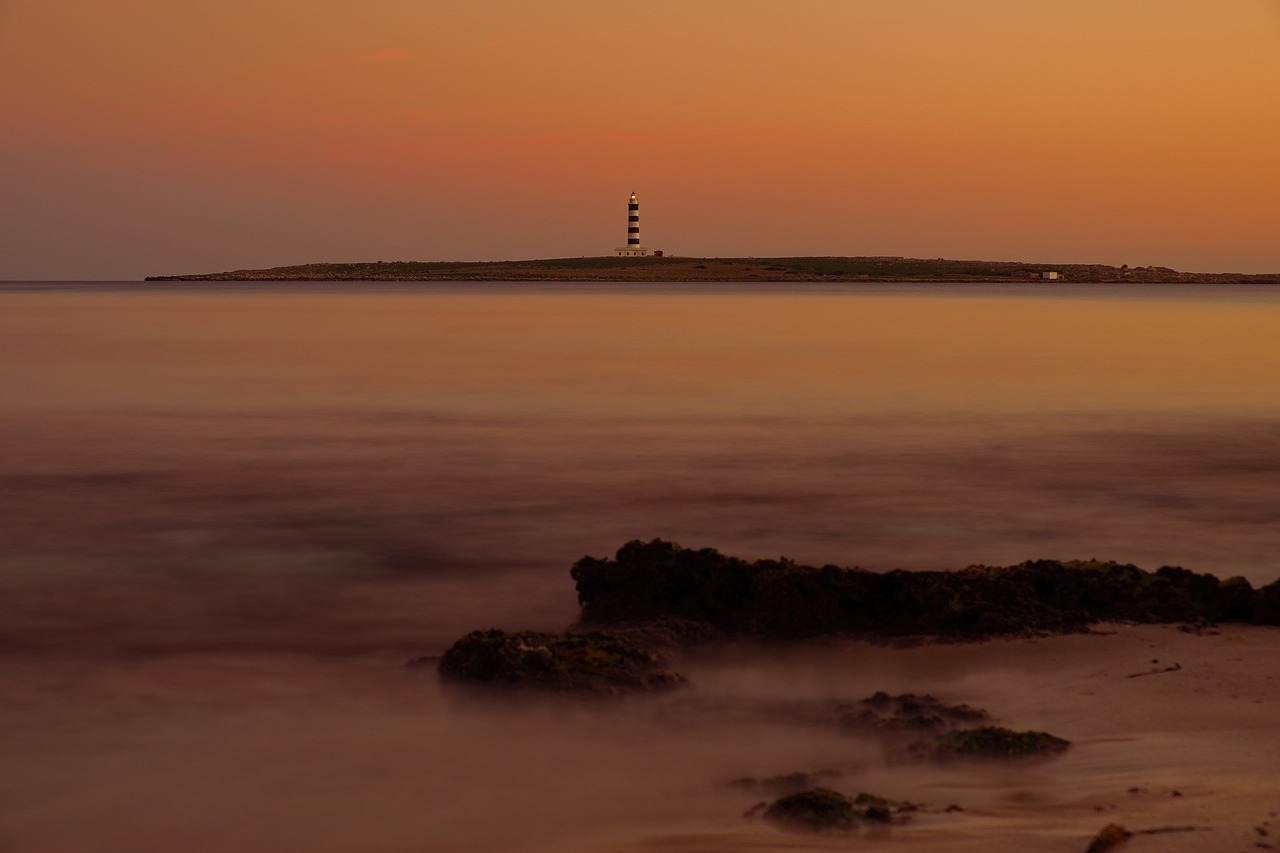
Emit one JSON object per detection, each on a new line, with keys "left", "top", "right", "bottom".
{"left": 614, "top": 191, "right": 649, "bottom": 256}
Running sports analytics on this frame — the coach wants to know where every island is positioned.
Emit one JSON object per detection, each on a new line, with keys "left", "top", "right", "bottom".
{"left": 145, "top": 256, "right": 1280, "bottom": 283}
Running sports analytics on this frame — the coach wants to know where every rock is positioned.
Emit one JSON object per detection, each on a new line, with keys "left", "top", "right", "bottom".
{"left": 727, "top": 770, "right": 843, "bottom": 796}
{"left": 571, "top": 539, "right": 1280, "bottom": 640}
{"left": 761, "top": 788, "right": 860, "bottom": 832}
{"left": 851, "top": 792, "right": 895, "bottom": 823}
{"left": 437, "top": 628, "right": 684, "bottom": 693}
{"left": 1086, "top": 823, "right": 1132, "bottom": 852}
{"left": 837, "top": 691, "right": 990, "bottom": 734}
{"left": 911, "top": 726, "right": 1071, "bottom": 760}
{"left": 760, "top": 788, "right": 915, "bottom": 833}
{"left": 1255, "top": 578, "right": 1280, "bottom": 625}
{"left": 594, "top": 616, "right": 724, "bottom": 651}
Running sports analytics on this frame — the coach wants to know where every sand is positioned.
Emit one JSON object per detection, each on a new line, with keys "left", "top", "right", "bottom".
{"left": 3, "top": 623, "right": 1278, "bottom": 853}
{"left": 578, "top": 624, "right": 1280, "bottom": 853}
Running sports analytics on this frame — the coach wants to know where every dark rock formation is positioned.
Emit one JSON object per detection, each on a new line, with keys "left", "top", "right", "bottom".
{"left": 836, "top": 691, "right": 990, "bottom": 734}
{"left": 437, "top": 629, "right": 684, "bottom": 693}
{"left": 1255, "top": 578, "right": 1280, "bottom": 624}
{"left": 911, "top": 726, "right": 1071, "bottom": 760}
{"left": 849, "top": 792, "right": 901, "bottom": 823}
{"left": 572, "top": 539, "right": 1278, "bottom": 640}
{"left": 593, "top": 616, "right": 724, "bottom": 651}
{"left": 761, "top": 789, "right": 860, "bottom": 832}
{"left": 760, "top": 788, "right": 913, "bottom": 832}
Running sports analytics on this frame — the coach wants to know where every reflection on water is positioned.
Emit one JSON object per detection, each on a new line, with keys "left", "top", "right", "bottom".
{"left": 4, "top": 284, "right": 1280, "bottom": 653}
{"left": 3, "top": 282, "right": 1280, "bottom": 852}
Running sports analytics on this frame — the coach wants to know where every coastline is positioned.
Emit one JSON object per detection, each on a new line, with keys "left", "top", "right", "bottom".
{"left": 5, "top": 623, "right": 1278, "bottom": 852}
{"left": 583, "top": 622, "right": 1280, "bottom": 853}
{"left": 143, "top": 256, "right": 1280, "bottom": 284}
{"left": 5, "top": 286, "right": 1280, "bottom": 852}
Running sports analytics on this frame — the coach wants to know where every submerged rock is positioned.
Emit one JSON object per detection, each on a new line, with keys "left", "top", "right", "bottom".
{"left": 437, "top": 628, "right": 684, "bottom": 693}
{"left": 911, "top": 726, "right": 1071, "bottom": 760}
{"left": 572, "top": 539, "right": 1277, "bottom": 640}
{"left": 727, "top": 770, "right": 843, "bottom": 796}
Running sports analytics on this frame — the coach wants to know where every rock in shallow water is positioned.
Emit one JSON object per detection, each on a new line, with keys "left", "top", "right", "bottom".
{"left": 571, "top": 539, "right": 1279, "bottom": 639}
{"left": 910, "top": 725, "right": 1072, "bottom": 760}
{"left": 761, "top": 788, "right": 911, "bottom": 832}
{"left": 437, "top": 628, "right": 684, "bottom": 693}
{"left": 762, "top": 788, "right": 861, "bottom": 831}
{"left": 727, "top": 770, "right": 844, "bottom": 796}
{"left": 838, "top": 691, "right": 991, "bottom": 734}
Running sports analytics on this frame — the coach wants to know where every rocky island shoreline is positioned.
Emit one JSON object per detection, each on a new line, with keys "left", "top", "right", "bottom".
{"left": 145, "top": 255, "right": 1280, "bottom": 284}
{"left": 433, "top": 540, "right": 1280, "bottom": 848}
{"left": 437, "top": 538, "right": 1280, "bottom": 694}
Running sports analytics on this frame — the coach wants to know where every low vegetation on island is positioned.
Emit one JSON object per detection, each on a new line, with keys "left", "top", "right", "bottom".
{"left": 145, "top": 255, "right": 1280, "bottom": 283}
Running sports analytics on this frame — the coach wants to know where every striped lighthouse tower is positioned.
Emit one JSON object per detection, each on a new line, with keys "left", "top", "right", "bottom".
{"left": 614, "top": 191, "right": 648, "bottom": 256}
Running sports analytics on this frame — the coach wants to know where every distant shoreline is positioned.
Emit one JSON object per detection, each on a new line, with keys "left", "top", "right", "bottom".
{"left": 145, "top": 256, "right": 1280, "bottom": 284}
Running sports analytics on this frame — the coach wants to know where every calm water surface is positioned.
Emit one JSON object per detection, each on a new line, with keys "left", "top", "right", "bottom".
{"left": 3, "top": 280, "right": 1280, "bottom": 852}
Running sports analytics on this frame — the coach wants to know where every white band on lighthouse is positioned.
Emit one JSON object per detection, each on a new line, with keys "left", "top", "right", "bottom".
{"left": 615, "top": 191, "right": 648, "bottom": 256}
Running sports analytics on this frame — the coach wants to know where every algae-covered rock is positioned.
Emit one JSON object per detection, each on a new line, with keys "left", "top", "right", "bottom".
{"left": 760, "top": 788, "right": 912, "bottom": 833}
{"left": 850, "top": 792, "right": 896, "bottom": 823}
{"left": 437, "top": 629, "right": 684, "bottom": 693}
{"left": 599, "top": 616, "right": 724, "bottom": 651}
{"left": 1255, "top": 578, "right": 1280, "bottom": 625}
{"left": 838, "top": 691, "right": 989, "bottom": 734}
{"left": 572, "top": 539, "right": 1279, "bottom": 640}
{"left": 761, "top": 788, "right": 860, "bottom": 832}
{"left": 912, "top": 726, "right": 1071, "bottom": 760}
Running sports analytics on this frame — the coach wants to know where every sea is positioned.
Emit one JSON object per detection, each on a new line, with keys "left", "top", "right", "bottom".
{"left": 3, "top": 280, "right": 1280, "bottom": 852}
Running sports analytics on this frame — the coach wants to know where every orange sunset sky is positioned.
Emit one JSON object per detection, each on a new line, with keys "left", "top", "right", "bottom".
{"left": 2, "top": 0, "right": 1278, "bottom": 279}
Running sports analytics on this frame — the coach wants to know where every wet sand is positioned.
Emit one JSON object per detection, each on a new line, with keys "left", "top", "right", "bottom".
{"left": 3, "top": 624, "right": 1278, "bottom": 853}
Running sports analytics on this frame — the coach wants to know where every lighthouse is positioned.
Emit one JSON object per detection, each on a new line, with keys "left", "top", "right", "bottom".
{"left": 614, "top": 192, "right": 648, "bottom": 256}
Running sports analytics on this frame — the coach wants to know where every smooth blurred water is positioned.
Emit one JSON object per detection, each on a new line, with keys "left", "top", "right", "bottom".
{"left": 3, "top": 281, "right": 1280, "bottom": 655}
{"left": 5, "top": 281, "right": 1280, "bottom": 853}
